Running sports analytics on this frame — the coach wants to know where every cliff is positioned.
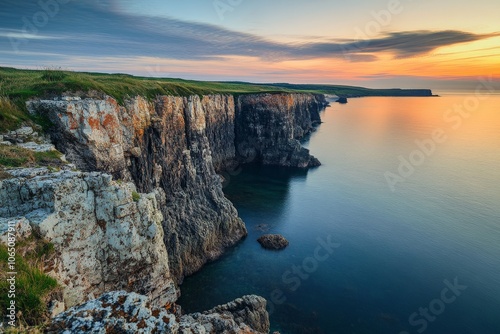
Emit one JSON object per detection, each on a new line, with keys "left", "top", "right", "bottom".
{"left": 1, "top": 92, "right": 325, "bottom": 331}
{"left": 0, "top": 168, "right": 270, "bottom": 333}
{"left": 27, "top": 92, "right": 326, "bottom": 283}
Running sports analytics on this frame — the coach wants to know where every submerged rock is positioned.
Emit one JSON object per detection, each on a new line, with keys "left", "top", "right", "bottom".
{"left": 335, "top": 97, "right": 348, "bottom": 104}
{"left": 258, "top": 234, "right": 289, "bottom": 250}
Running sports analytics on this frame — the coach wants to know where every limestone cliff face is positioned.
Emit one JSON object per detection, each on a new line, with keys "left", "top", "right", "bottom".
{"left": 28, "top": 95, "right": 246, "bottom": 283}
{"left": 0, "top": 168, "right": 177, "bottom": 308}
{"left": 27, "top": 92, "right": 326, "bottom": 282}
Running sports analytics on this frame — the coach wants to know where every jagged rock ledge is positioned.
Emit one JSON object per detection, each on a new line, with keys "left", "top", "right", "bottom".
{"left": 47, "top": 291, "right": 269, "bottom": 334}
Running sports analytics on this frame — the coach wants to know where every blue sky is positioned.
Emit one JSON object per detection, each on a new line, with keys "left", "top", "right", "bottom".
{"left": 1, "top": 0, "right": 499, "bottom": 89}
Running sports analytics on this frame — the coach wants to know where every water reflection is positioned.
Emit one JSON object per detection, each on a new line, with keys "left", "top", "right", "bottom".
{"left": 224, "top": 163, "right": 310, "bottom": 230}
{"left": 179, "top": 96, "right": 500, "bottom": 334}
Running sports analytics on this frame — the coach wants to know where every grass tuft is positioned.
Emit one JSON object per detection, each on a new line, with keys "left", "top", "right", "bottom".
{"left": 40, "top": 67, "right": 67, "bottom": 82}
{"left": 0, "top": 97, "right": 30, "bottom": 133}
{"left": 0, "top": 237, "right": 59, "bottom": 327}
{"left": 0, "top": 145, "right": 64, "bottom": 169}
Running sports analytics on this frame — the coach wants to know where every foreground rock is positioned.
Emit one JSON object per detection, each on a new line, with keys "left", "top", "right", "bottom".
{"left": 46, "top": 291, "right": 179, "bottom": 334}
{"left": 257, "top": 234, "right": 289, "bottom": 250}
{"left": 180, "top": 295, "right": 270, "bottom": 333}
{"left": 47, "top": 291, "right": 270, "bottom": 334}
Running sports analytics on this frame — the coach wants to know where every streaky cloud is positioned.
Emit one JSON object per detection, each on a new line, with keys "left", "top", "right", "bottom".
{"left": 0, "top": 1, "right": 497, "bottom": 65}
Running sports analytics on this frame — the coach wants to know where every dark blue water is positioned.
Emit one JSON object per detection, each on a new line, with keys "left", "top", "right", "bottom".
{"left": 178, "top": 95, "right": 500, "bottom": 334}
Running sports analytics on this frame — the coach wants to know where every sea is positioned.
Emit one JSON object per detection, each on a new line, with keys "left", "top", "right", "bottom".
{"left": 178, "top": 92, "right": 500, "bottom": 334}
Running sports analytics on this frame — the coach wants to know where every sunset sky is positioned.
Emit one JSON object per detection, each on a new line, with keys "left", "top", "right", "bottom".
{"left": 1, "top": 0, "right": 499, "bottom": 90}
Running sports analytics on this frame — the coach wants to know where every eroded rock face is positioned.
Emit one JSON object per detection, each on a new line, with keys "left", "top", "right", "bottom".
{"left": 28, "top": 95, "right": 247, "bottom": 283}
{"left": 188, "top": 295, "right": 270, "bottom": 333}
{"left": 47, "top": 291, "right": 270, "bottom": 334}
{"left": 27, "top": 93, "right": 326, "bottom": 282}
{"left": 235, "top": 93, "right": 325, "bottom": 168}
{"left": 0, "top": 168, "right": 177, "bottom": 308}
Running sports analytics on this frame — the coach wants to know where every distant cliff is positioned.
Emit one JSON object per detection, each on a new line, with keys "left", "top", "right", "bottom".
{"left": 27, "top": 92, "right": 327, "bottom": 284}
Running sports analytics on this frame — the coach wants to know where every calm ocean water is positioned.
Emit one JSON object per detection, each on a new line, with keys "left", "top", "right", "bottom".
{"left": 178, "top": 95, "right": 500, "bottom": 334}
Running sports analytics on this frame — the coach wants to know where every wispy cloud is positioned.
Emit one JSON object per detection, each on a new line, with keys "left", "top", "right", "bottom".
{"left": 0, "top": 1, "right": 497, "bottom": 65}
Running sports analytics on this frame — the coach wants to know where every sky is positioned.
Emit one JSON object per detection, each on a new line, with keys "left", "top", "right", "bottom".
{"left": 1, "top": 0, "right": 499, "bottom": 90}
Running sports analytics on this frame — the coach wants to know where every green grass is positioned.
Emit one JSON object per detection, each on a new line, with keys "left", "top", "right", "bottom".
{"left": 0, "top": 96, "right": 30, "bottom": 133}
{"left": 245, "top": 82, "right": 434, "bottom": 97}
{"left": 0, "top": 145, "right": 64, "bottom": 169}
{"left": 132, "top": 191, "right": 141, "bottom": 202}
{"left": 0, "top": 146, "right": 34, "bottom": 167}
{"left": 0, "top": 238, "right": 58, "bottom": 327}
{"left": 0, "top": 66, "right": 432, "bottom": 133}
{"left": 0, "top": 66, "right": 295, "bottom": 104}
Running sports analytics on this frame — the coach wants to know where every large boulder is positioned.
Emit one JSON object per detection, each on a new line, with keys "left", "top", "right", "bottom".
{"left": 257, "top": 234, "right": 289, "bottom": 250}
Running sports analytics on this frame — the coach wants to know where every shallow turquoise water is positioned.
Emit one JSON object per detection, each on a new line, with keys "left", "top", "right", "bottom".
{"left": 178, "top": 95, "right": 500, "bottom": 334}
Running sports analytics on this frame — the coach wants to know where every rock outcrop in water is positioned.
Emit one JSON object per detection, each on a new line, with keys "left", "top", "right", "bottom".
{"left": 257, "top": 234, "right": 289, "bottom": 250}
{"left": 27, "top": 92, "right": 326, "bottom": 283}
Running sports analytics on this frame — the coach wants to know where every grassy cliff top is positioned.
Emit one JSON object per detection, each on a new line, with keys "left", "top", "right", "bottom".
{"left": 0, "top": 67, "right": 432, "bottom": 132}
{"left": 0, "top": 67, "right": 294, "bottom": 132}
{"left": 0, "top": 67, "right": 295, "bottom": 103}
{"left": 0, "top": 67, "right": 432, "bottom": 102}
